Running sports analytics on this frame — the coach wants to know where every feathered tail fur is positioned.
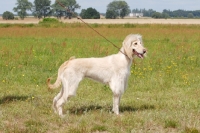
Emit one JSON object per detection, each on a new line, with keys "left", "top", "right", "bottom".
{"left": 47, "top": 56, "right": 75, "bottom": 90}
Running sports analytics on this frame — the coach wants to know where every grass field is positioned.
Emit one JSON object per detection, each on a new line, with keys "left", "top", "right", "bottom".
{"left": 0, "top": 22, "right": 200, "bottom": 132}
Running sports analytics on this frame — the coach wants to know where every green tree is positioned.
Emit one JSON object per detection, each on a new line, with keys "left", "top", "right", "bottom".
{"left": 13, "top": 0, "right": 32, "bottom": 20}
{"left": 162, "top": 9, "right": 200, "bottom": 18}
{"left": 2, "top": 11, "right": 14, "bottom": 20}
{"left": 162, "top": 13, "right": 170, "bottom": 19}
{"left": 187, "top": 13, "right": 194, "bottom": 18}
{"left": 80, "top": 7, "right": 100, "bottom": 19}
{"left": 152, "top": 12, "right": 162, "bottom": 18}
{"left": 106, "top": 0, "right": 130, "bottom": 19}
{"left": 53, "top": 0, "right": 80, "bottom": 19}
{"left": 106, "top": 10, "right": 117, "bottom": 19}
{"left": 33, "top": 0, "right": 51, "bottom": 19}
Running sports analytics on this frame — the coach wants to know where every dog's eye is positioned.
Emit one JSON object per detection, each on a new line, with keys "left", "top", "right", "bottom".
{"left": 134, "top": 42, "right": 137, "bottom": 45}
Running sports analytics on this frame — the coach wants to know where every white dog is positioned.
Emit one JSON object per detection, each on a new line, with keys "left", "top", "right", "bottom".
{"left": 47, "top": 34, "right": 146, "bottom": 116}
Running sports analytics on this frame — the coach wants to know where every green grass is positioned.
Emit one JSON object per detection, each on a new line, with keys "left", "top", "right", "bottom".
{"left": 0, "top": 23, "right": 200, "bottom": 132}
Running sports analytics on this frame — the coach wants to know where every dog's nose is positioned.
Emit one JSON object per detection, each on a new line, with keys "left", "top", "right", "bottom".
{"left": 143, "top": 49, "right": 147, "bottom": 54}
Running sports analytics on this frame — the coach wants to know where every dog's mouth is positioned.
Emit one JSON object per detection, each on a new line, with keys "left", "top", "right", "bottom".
{"left": 133, "top": 49, "right": 144, "bottom": 59}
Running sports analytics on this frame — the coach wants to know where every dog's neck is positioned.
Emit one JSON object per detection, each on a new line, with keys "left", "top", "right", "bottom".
{"left": 118, "top": 47, "right": 133, "bottom": 65}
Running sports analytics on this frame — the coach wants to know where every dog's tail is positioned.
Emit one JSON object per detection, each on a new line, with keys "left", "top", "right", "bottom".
{"left": 47, "top": 56, "right": 75, "bottom": 90}
{"left": 47, "top": 78, "right": 60, "bottom": 90}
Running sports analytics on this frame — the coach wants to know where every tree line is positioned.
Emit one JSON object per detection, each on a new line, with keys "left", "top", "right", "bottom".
{"left": 132, "top": 8, "right": 200, "bottom": 18}
{"left": 3, "top": 0, "right": 81, "bottom": 20}
{"left": 2, "top": 0, "right": 200, "bottom": 20}
{"left": 3, "top": 0, "right": 131, "bottom": 20}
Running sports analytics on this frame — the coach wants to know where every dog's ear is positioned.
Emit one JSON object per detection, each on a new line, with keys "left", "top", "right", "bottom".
{"left": 123, "top": 39, "right": 133, "bottom": 60}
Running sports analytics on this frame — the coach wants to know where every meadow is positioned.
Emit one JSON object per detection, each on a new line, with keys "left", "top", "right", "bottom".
{"left": 0, "top": 22, "right": 200, "bottom": 132}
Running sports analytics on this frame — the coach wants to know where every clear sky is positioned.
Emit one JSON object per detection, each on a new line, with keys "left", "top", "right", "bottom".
{"left": 0, "top": 0, "right": 200, "bottom": 14}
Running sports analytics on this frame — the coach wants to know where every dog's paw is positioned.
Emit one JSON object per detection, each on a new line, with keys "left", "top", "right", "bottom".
{"left": 60, "top": 114, "right": 66, "bottom": 118}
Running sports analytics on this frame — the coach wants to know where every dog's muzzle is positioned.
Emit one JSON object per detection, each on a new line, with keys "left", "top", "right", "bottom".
{"left": 133, "top": 49, "right": 146, "bottom": 59}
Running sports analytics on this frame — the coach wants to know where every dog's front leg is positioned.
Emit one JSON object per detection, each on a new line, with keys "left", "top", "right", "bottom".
{"left": 112, "top": 94, "right": 121, "bottom": 115}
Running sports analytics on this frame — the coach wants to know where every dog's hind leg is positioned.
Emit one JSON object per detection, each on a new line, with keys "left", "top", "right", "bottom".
{"left": 53, "top": 85, "right": 64, "bottom": 114}
{"left": 55, "top": 79, "right": 69, "bottom": 116}
{"left": 55, "top": 74, "right": 83, "bottom": 116}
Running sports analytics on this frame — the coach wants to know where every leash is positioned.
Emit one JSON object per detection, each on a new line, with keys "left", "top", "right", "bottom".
{"left": 56, "top": 0, "right": 128, "bottom": 57}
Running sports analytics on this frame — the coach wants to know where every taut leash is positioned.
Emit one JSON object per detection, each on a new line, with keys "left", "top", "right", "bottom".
{"left": 56, "top": 0, "right": 127, "bottom": 57}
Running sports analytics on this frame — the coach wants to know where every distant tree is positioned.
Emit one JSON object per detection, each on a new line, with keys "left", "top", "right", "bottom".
{"left": 13, "top": 0, "right": 32, "bottom": 20}
{"left": 173, "top": 9, "right": 186, "bottom": 17}
{"left": 152, "top": 12, "right": 162, "bottom": 18}
{"left": 80, "top": 7, "right": 100, "bottom": 19}
{"left": 79, "top": 9, "right": 86, "bottom": 18}
{"left": 163, "top": 9, "right": 173, "bottom": 17}
{"left": 187, "top": 13, "right": 194, "bottom": 18}
{"left": 142, "top": 9, "right": 156, "bottom": 17}
{"left": 192, "top": 10, "right": 200, "bottom": 17}
{"left": 52, "top": 0, "right": 80, "bottom": 19}
{"left": 162, "top": 9, "right": 200, "bottom": 18}
{"left": 106, "top": 0, "right": 130, "bottom": 19}
{"left": 54, "top": 9, "right": 64, "bottom": 19}
{"left": 132, "top": 8, "right": 140, "bottom": 13}
{"left": 2, "top": 11, "right": 14, "bottom": 20}
{"left": 131, "top": 8, "right": 158, "bottom": 17}
{"left": 162, "top": 13, "right": 170, "bottom": 19}
{"left": 32, "top": 0, "right": 51, "bottom": 19}
{"left": 106, "top": 10, "right": 117, "bottom": 19}
{"left": 132, "top": 8, "right": 200, "bottom": 18}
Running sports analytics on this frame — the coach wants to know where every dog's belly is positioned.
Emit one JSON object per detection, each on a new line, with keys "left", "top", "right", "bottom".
{"left": 85, "top": 69, "right": 112, "bottom": 84}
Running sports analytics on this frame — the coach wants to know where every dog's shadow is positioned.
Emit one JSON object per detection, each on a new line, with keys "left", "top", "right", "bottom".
{"left": 67, "top": 104, "right": 155, "bottom": 115}
{"left": 0, "top": 95, "right": 29, "bottom": 104}
{"left": 120, "top": 104, "right": 155, "bottom": 112}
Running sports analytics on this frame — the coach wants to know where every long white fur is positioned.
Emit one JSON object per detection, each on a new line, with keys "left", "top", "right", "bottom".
{"left": 47, "top": 34, "right": 146, "bottom": 116}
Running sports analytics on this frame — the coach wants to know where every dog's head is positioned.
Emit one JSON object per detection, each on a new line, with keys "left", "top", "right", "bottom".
{"left": 123, "top": 34, "right": 146, "bottom": 60}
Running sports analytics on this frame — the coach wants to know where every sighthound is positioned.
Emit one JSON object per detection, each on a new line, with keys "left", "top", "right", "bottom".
{"left": 47, "top": 34, "right": 147, "bottom": 116}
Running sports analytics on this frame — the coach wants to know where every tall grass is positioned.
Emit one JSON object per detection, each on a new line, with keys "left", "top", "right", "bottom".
{"left": 0, "top": 23, "right": 199, "bottom": 132}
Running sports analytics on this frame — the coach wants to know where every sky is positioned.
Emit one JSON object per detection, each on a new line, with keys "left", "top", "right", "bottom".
{"left": 0, "top": 0, "right": 200, "bottom": 14}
